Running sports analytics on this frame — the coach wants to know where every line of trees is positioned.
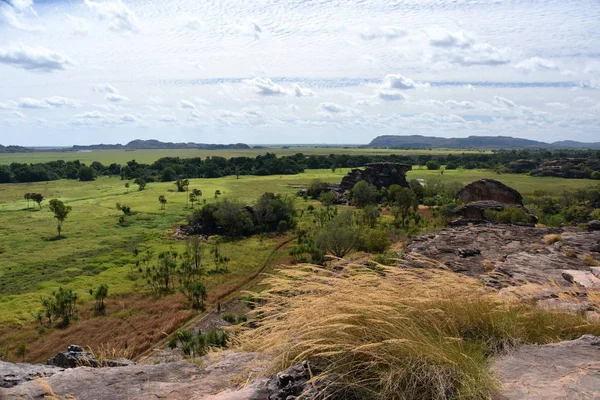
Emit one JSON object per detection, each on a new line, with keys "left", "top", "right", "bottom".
{"left": 2, "top": 149, "right": 600, "bottom": 184}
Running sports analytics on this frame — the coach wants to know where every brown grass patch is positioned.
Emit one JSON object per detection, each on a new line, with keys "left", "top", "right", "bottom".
{"left": 544, "top": 234, "right": 563, "bottom": 245}
{"left": 583, "top": 254, "right": 599, "bottom": 266}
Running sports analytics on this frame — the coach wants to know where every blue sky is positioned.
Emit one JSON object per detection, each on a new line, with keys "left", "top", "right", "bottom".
{"left": 0, "top": 0, "right": 599, "bottom": 146}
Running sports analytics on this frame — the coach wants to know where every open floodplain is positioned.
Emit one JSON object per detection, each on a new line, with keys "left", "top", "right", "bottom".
{"left": 0, "top": 149, "right": 598, "bottom": 363}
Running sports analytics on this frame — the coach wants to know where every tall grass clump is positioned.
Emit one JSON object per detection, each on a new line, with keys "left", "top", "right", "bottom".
{"left": 240, "top": 262, "right": 600, "bottom": 400}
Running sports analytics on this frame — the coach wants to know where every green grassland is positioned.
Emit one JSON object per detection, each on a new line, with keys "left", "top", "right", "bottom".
{"left": 0, "top": 147, "right": 490, "bottom": 165}
{"left": 0, "top": 165, "right": 597, "bottom": 362}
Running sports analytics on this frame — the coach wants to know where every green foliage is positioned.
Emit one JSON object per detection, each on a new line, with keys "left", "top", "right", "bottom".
{"left": 563, "top": 205, "right": 590, "bottom": 223}
{"left": 134, "top": 177, "right": 147, "bottom": 191}
{"left": 48, "top": 199, "right": 72, "bottom": 238}
{"left": 144, "top": 250, "right": 178, "bottom": 293}
{"left": 210, "top": 242, "right": 231, "bottom": 273}
{"left": 93, "top": 284, "right": 108, "bottom": 312}
{"left": 40, "top": 287, "right": 78, "bottom": 328}
{"left": 307, "top": 179, "right": 328, "bottom": 198}
{"left": 161, "top": 167, "right": 177, "bottom": 182}
{"left": 175, "top": 178, "right": 189, "bottom": 192}
{"left": 484, "top": 207, "right": 532, "bottom": 224}
{"left": 357, "top": 205, "right": 381, "bottom": 228}
{"left": 170, "top": 329, "right": 229, "bottom": 358}
{"left": 315, "top": 211, "right": 359, "bottom": 258}
{"left": 78, "top": 166, "right": 96, "bottom": 182}
{"left": 158, "top": 195, "right": 167, "bottom": 210}
{"left": 253, "top": 192, "right": 296, "bottom": 232}
{"left": 425, "top": 160, "right": 441, "bottom": 170}
{"left": 115, "top": 202, "right": 132, "bottom": 215}
{"left": 592, "top": 171, "right": 600, "bottom": 180}
{"left": 318, "top": 191, "right": 336, "bottom": 207}
{"left": 222, "top": 313, "right": 247, "bottom": 324}
{"left": 357, "top": 228, "right": 391, "bottom": 254}
{"left": 351, "top": 180, "right": 378, "bottom": 207}
{"left": 388, "top": 185, "right": 417, "bottom": 225}
{"left": 30, "top": 193, "right": 44, "bottom": 209}
{"left": 189, "top": 188, "right": 202, "bottom": 208}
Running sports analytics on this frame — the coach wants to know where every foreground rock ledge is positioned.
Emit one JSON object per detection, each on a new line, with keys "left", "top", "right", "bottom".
{"left": 492, "top": 335, "right": 600, "bottom": 400}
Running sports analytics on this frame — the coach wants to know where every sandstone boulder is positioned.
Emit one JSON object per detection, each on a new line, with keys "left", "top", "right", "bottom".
{"left": 0, "top": 361, "right": 63, "bottom": 388}
{"left": 456, "top": 178, "right": 523, "bottom": 205}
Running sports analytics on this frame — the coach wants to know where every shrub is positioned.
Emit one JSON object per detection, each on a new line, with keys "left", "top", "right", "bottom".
{"left": 591, "top": 209, "right": 600, "bottom": 220}
{"left": 583, "top": 254, "right": 599, "bottom": 266}
{"left": 544, "top": 234, "right": 563, "bottom": 245}
{"left": 426, "top": 160, "right": 441, "bottom": 170}
{"left": 351, "top": 181, "right": 378, "bottom": 207}
{"left": 357, "top": 228, "right": 391, "bottom": 254}
{"left": 241, "top": 264, "right": 600, "bottom": 400}
{"left": 315, "top": 211, "right": 359, "bottom": 258}
{"left": 485, "top": 207, "right": 531, "bottom": 224}
{"left": 307, "top": 179, "right": 328, "bottom": 198}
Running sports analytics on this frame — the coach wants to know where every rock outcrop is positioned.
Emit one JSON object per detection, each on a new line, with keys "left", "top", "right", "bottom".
{"left": 492, "top": 335, "right": 600, "bottom": 400}
{"left": 0, "top": 361, "right": 63, "bottom": 389}
{"left": 339, "top": 162, "right": 411, "bottom": 192}
{"left": 47, "top": 345, "right": 135, "bottom": 368}
{"left": 456, "top": 178, "right": 524, "bottom": 205}
{"left": 404, "top": 225, "right": 600, "bottom": 289}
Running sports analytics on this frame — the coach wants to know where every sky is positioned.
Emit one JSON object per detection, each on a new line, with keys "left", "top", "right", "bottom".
{"left": 0, "top": 0, "right": 599, "bottom": 146}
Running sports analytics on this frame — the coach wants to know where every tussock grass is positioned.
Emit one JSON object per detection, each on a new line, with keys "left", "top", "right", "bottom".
{"left": 240, "top": 262, "right": 600, "bottom": 400}
{"left": 543, "top": 233, "right": 563, "bottom": 245}
{"left": 583, "top": 254, "right": 599, "bottom": 266}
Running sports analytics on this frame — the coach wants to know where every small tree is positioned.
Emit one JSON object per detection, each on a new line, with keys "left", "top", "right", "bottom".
{"left": 40, "top": 287, "right": 78, "bottom": 327}
{"left": 124, "top": 182, "right": 130, "bottom": 193}
{"left": 351, "top": 181, "right": 378, "bottom": 208}
{"left": 210, "top": 242, "right": 230, "bottom": 273}
{"left": 134, "top": 177, "right": 147, "bottom": 191}
{"left": 189, "top": 189, "right": 202, "bottom": 209}
{"left": 24, "top": 193, "right": 31, "bottom": 209}
{"left": 181, "top": 280, "right": 207, "bottom": 310}
{"left": 391, "top": 187, "right": 417, "bottom": 225}
{"left": 48, "top": 199, "right": 72, "bottom": 238}
{"left": 175, "top": 178, "right": 189, "bottom": 193}
{"left": 214, "top": 189, "right": 221, "bottom": 200}
{"left": 359, "top": 205, "right": 381, "bottom": 228}
{"left": 426, "top": 160, "right": 441, "bottom": 170}
{"left": 93, "top": 284, "right": 108, "bottom": 312}
{"left": 158, "top": 195, "right": 167, "bottom": 210}
{"left": 315, "top": 211, "right": 359, "bottom": 258}
{"left": 31, "top": 193, "right": 44, "bottom": 209}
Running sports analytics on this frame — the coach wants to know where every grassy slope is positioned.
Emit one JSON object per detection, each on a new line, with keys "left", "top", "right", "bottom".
{"left": 0, "top": 147, "right": 489, "bottom": 165}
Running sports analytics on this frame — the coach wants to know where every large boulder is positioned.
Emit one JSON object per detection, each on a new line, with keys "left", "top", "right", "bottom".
{"left": 456, "top": 178, "right": 523, "bottom": 205}
{"left": 0, "top": 361, "right": 63, "bottom": 388}
{"left": 339, "top": 162, "right": 411, "bottom": 192}
{"left": 47, "top": 345, "right": 135, "bottom": 369}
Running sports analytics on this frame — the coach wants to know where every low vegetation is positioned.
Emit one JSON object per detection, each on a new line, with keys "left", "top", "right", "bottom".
{"left": 241, "top": 263, "right": 600, "bottom": 400}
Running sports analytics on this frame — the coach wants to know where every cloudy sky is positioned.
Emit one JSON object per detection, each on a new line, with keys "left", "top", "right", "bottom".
{"left": 0, "top": 0, "right": 599, "bottom": 146}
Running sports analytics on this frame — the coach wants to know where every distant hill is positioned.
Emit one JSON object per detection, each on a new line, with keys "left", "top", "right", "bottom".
{"left": 72, "top": 140, "right": 251, "bottom": 151}
{"left": 369, "top": 135, "right": 600, "bottom": 149}
{"left": 0, "top": 144, "right": 33, "bottom": 153}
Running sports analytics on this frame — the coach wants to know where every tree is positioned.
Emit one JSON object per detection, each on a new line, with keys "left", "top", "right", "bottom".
{"left": 31, "top": 193, "right": 44, "bottom": 209}
{"left": 315, "top": 211, "right": 359, "bottom": 258}
{"left": 189, "top": 189, "right": 202, "bottom": 208}
{"left": 125, "top": 182, "right": 130, "bottom": 193}
{"left": 158, "top": 195, "right": 167, "bottom": 210}
{"left": 351, "top": 181, "right": 378, "bottom": 207}
{"left": 390, "top": 187, "right": 417, "bottom": 225}
{"left": 78, "top": 166, "right": 96, "bottom": 181}
{"left": 214, "top": 189, "right": 221, "bottom": 199}
{"left": 48, "top": 199, "right": 72, "bottom": 238}
{"left": 318, "top": 191, "right": 336, "bottom": 208}
{"left": 40, "top": 287, "right": 78, "bottom": 327}
{"left": 426, "top": 160, "right": 441, "bottom": 170}
{"left": 93, "top": 284, "right": 108, "bottom": 312}
{"left": 115, "top": 202, "right": 132, "bottom": 215}
{"left": 359, "top": 205, "right": 381, "bottom": 228}
{"left": 175, "top": 178, "right": 189, "bottom": 193}
{"left": 181, "top": 280, "right": 207, "bottom": 310}
{"left": 211, "top": 242, "right": 230, "bottom": 273}
{"left": 134, "top": 177, "right": 147, "bottom": 191}
{"left": 24, "top": 193, "right": 31, "bottom": 209}
{"left": 144, "top": 250, "right": 178, "bottom": 293}
{"left": 161, "top": 167, "right": 177, "bottom": 182}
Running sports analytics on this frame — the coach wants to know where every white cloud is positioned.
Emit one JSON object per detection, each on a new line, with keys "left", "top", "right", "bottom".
{"left": 94, "top": 83, "right": 119, "bottom": 94}
{"left": 12, "top": 111, "right": 25, "bottom": 118}
{"left": 44, "top": 96, "right": 82, "bottom": 108}
{"left": 444, "top": 100, "right": 476, "bottom": 109}
{"left": 514, "top": 57, "right": 559, "bottom": 73}
{"left": 184, "top": 16, "right": 204, "bottom": 30}
{"left": 105, "top": 93, "right": 129, "bottom": 102}
{"left": 158, "top": 114, "right": 177, "bottom": 122}
{"left": 0, "top": 45, "right": 74, "bottom": 72}
{"left": 70, "top": 110, "right": 137, "bottom": 125}
{"left": 383, "top": 74, "right": 429, "bottom": 90}
{"left": 18, "top": 98, "right": 49, "bottom": 109}
{"left": 85, "top": 0, "right": 140, "bottom": 33}
{"left": 67, "top": 15, "right": 89, "bottom": 35}
{"left": 178, "top": 99, "right": 196, "bottom": 109}
{"left": 378, "top": 90, "right": 406, "bottom": 101}
{"left": 293, "top": 84, "right": 314, "bottom": 97}
{"left": 494, "top": 96, "right": 517, "bottom": 108}
{"left": 428, "top": 28, "right": 474, "bottom": 48}
{"left": 0, "top": 101, "right": 16, "bottom": 110}
{"left": 120, "top": 114, "right": 136, "bottom": 122}
{"left": 545, "top": 102, "right": 569, "bottom": 109}
{"left": 319, "top": 102, "right": 344, "bottom": 113}
{"left": 359, "top": 25, "right": 407, "bottom": 41}
{"left": 244, "top": 77, "right": 287, "bottom": 96}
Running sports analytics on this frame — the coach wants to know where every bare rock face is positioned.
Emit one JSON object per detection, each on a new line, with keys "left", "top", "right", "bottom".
{"left": 404, "top": 225, "right": 600, "bottom": 289}
{"left": 0, "top": 361, "right": 63, "bottom": 389}
{"left": 493, "top": 335, "right": 600, "bottom": 400}
{"left": 339, "top": 162, "right": 411, "bottom": 192}
{"left": 456, "top": 178, "right": 524, "bottom": 205}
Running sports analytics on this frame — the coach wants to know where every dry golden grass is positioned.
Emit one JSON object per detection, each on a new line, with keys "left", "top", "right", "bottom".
{"left": 583, "top": 254, "right": 599, "bottom": 266}
{"left": 543, "top": 234, "right": 563, "bottom": 245}
{"left": 564, "top": 248, "right": 577, "bottom": 258}
{"left": 239, "top": 260, "right": 600, "bottom": 400}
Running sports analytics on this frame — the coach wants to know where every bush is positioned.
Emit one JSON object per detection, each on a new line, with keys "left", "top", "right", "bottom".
{"left": 351, "top": 181, "right": 378, "bottom": 207}
{"left": 357, "top": 228, "right": 391, "bottom": 254}
{"left": 425, "top": 160, "right": 441, "bottom": 170}
{"left": 307, "top": 179, "right": 328, "bottom": 198}
{"left": 562, "top": 205, "right": 590, "bottom": 223}
{"left": 315, "top": 211, "right": 359, "bottom": 258}
{"left": 592, "top": 171, "right": 600, "bottom": 180}
{"left": 78, "top": 166, "right": 96, "bottom": 181}
{"left": 241, "top": 264, "right": 600, "bottom": 400}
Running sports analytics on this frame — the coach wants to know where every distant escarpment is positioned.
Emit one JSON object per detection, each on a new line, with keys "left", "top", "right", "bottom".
{"left": 72, "top": 139, "right": 251, "bottom": 151}
{"left": 369, "top": 135, "right": 600, "bottom": 149}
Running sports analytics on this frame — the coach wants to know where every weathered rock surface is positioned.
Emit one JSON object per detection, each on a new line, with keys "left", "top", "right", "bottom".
{"left": 3, "top": 351, "right": 269, "bottom": 400}
{"left": 268, "top": 361, "right": 322, "bottom": 400}
{"left": 339, "top": 162, "right": 411, "bottom": 192}
{"left": 456, "top": 178, "right": 524, "bottom": 206}
{"left": 404, "top": 225, "right": 600, "bottom": 288}
{"left": 47, "top": 344, "right": 135, "bottom": 368}
{"left": 562, "top": 270, "right": 600, "bottom": 288}
{"left": 589, "top": 220, "right": 600, "bottom": 232}
{"left": 0, "top": 361, "right": 63, "bottom": 388}
{"left": 493, "top": 335, "right": 600, "bottom": 400}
